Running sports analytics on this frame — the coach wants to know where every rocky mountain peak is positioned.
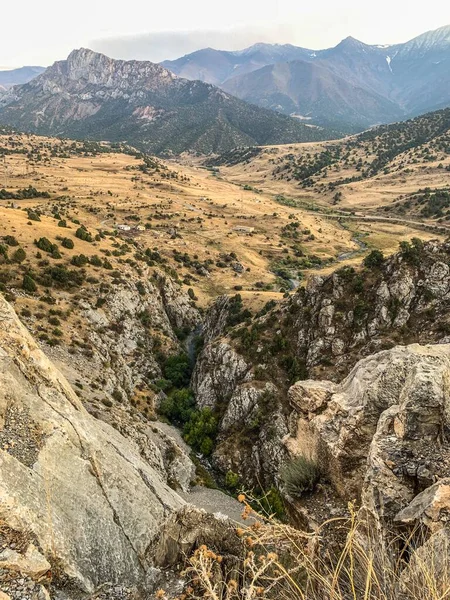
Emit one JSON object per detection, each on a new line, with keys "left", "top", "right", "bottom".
{"left": 47, "top": 48, "right": 176, "bottom": 90}
{"left": 333, "top": 35, "right": 378, "bottom": 54}
{"left": 0, "top": 48, "right": 333, "bottom": 155}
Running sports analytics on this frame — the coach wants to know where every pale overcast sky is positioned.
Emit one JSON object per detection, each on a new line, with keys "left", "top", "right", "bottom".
{"left": 1, "top": 0, "right": 450, "bottom": 68}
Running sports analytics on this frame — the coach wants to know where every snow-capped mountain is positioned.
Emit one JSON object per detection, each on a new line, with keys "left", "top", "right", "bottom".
{"left": 162, "top": 25, "right": 450, "bottom": 131}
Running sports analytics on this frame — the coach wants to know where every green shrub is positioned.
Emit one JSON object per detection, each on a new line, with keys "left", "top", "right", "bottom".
{"left": 35, "top": 237, "right": 60, "bottom": 257}
{"left": 363, "top": 249, "right": 385, "bottom": 269}
{"left": 258, "top": 486, "right": 286, "bottom": 520}
{"left": 154, "top": 378, "right": 172, "bottom": 392}
{"left": 75, "top": 227, "right": 93, "bottom": 242}
{"left": 112, "top": 389, "right": 123, "bottom": 402}
{"left": 27, "top": 211, "right": 41, "bottom": 222}
{"left": 399, "top": 238, "right": 424, "bottom": 265}
{"left": 280, "top": 455, "right": 321, "bottom": 498}
{"left": 12, "top": 248, "right": 26, "bottom": 263}
{"left": 22, "top": 273, "right": 37, "bottom": 293}
{"left": 71, "top": 254, "right": 88, "bottom": 267}
{"left": 225, "top": 470, "right": 240, "bottom": 491}
{"left": 61, "top": 237, "right": 74, "bottom": 249}
{"left": 3, "top": 235, "right": 18, "bottom": 246}
{"left": 90, "top": 255, "right": 102, "bottom": 267}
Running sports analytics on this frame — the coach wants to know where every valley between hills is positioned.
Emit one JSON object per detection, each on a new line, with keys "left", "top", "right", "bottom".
{"left": 1, "top": 108, "right": 448, "bottom": 317}
{"left": 1, "top": 85, "right": 450, "bottom": 600}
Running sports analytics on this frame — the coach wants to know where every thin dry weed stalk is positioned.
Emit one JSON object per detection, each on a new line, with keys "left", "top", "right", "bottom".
{"left": 158, "top": 496, "right": 450, "bottom": 600}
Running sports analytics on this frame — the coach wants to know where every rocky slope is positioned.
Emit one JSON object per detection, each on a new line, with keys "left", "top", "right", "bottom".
{"left": 41, "top": 269, "right": 201, "bottom": 415}
{"left": 0, "top": 292, "right": 186, "bottom": 595}
{"left": 0, "top": 49, "right": 337, "bottom": 155}
{"left": 193, "top": 240, "right": 450, "bottom": 485}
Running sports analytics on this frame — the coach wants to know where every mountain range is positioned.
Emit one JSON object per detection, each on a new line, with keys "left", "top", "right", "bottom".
{"left": 0, "top": 66, "right": 45, "bottom": 92}
{"left": 163, "top": 25, "right": 450, "bottom": 131}
{"left": 1, "top": 25, "right": 449, "bottom": 152}
{"left": 0, "top": 49, "right": 335, "bottom": 155}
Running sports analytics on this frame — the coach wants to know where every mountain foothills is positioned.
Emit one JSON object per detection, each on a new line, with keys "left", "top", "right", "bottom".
{"left": 164, "top": 25, "right": 450, "bottom": 131}
{"left": 211, "top": 108, "right": 450, "bottom": 222}
{"left": 0, "top": 49, "right": 335, "bottom": 155}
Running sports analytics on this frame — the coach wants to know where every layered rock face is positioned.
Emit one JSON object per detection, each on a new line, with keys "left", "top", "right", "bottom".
{"left": 0, "top": 294, "right": 187, "bottom": 594}
{"left": 193, "top": 241, "right": 450, "bottom": 484}
{"left": 287, "top": 344, "right": 450, "bottom": 521}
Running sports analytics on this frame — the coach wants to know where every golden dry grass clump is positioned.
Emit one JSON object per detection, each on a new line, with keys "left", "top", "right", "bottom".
{"left": 163, "top": 497, "right": 450, "bottom": 600}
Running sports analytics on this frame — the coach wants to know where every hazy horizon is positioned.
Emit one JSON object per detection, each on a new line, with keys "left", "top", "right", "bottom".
{"left": 2, "top": 0, "right": 450, "bottom": 68}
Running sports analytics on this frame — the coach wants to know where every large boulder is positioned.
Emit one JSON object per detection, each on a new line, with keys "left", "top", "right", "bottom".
{"left": 286, "top": 344, "right": 450, "bottom": 521}
{"left": 0, "top": 294, "right": 185, "bottom": 593}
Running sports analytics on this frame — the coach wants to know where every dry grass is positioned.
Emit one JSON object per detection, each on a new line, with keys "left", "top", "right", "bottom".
{"left": 2, "top": 132, "right": 431, "bottom": 311}
{"left": 216, "top": 141, "right": 450, "bottom": 214}
{"left": 166, "top": 498, "right": 450, "bottom": 600}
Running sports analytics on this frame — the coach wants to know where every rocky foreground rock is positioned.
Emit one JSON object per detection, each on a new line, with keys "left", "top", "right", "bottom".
{"left": 286, "top": 344, "right": 450, "bottom": 522}
{"left": 0, "top": 293, "right": 190, "bottom": 595}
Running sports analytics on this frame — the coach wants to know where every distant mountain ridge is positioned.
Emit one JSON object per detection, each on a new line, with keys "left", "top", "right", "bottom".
{"left": 162, "top": 25, "right": 450, "bottom": 131}
{"left": 0, "top": 49, "right": 338, "bottom": 155}
{"left": 162, "top": 43, "right": 315, "bottom": 86}
{"left": 0, "top": 66, "right": 45, "bottom": 89}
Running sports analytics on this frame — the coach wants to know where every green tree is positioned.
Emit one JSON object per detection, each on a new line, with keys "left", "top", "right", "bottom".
{"left": 183, "top": 408, "right": 218, "bottom": 456}
{"left": 159, "top": 388, "right": 196, "bottom": 424}
{"left": 363, "top": 249, "right": 384, "bottom": 269}
{"left": 12, "top": 248, "right": 26, "bottom": 263}
{"left": 22, "top": 273, "right": 37, "bottom": 293}
{"left": 163, "top": 353, "right": 192, "bottom": 388}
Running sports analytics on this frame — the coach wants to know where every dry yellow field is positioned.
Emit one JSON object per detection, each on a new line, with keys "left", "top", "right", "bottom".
{"left": 213, "top": 140, "right": 450, "bottom": 213}
{"left": 0, "top": 133, "right": 446, "bottom": 312}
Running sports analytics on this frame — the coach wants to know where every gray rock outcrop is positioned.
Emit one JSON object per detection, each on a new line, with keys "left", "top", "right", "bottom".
{"left": 286, "top": 343, "right": 450, "bottom": 529}
{"left": 193, "top": 241, "right": 450, "bottom": 485}
{"left": 0, "top": 293, "right": 186, "bottom": 593}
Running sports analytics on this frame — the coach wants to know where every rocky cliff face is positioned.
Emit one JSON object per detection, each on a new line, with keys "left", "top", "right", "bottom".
{"left": 193, "top": 240, "right": 450, "bottom": 485}
{"left": 287, "top": 344, "right": 450, "bottom": 521}
{"left": 44, "top": 269, "right": 201, "bottom": 412}
{"left": 0, "top": 293, "right": 188, "bottom": 595}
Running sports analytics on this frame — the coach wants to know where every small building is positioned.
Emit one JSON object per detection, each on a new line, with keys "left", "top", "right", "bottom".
{"left": 135, "top": 225, "right": 146, "bottom": 232}
{"left": 116, "top": 224, "right": 131, "bottom": 232}
{"left": 233, "top": 226, "right": 255, "bottom": 234}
